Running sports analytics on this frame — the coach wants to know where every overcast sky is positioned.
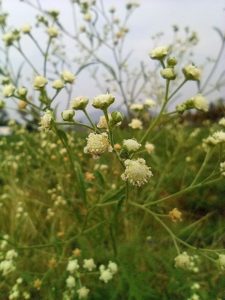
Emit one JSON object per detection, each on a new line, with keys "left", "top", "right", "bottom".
{"left": 1, "top": 0, "right": 225, "bottom": 119}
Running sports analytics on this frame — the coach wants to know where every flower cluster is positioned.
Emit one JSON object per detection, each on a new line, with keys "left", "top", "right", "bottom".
{"left": 64, "top": 254, "right": 118, "bottom": 299}
{"left": 174, "top": 252, "right": 199, "bottom": 272}
{"left": 176, "top": 94, "right": 208, "bottom": 113}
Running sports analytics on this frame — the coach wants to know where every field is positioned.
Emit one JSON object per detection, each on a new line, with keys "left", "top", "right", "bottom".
{"left": 0, "top": 0, "right": 225, "bottom": 299}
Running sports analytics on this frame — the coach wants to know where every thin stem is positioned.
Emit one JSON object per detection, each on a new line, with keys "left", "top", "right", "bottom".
{"left": 141, "top": 79, "right": 170, "bottom": 144}
{"left": 43, "top": 37, "right": 52, "bottom": 77}
{"left": 145, "top": 177, "right": 221, "bottom": 207}
{"left": 14, "top": 45, "right": 38, "bottom": 74}
{"left": 190, "top": 149, "right": 212, "bottom": 186}
{"left": 168, "top": 79, "right": 187, "bottom": 101}
{"left": 130, "top": 202, "right": 180, "bottom": 254}
{"left": 28, "top": 33, "right": 45, "bottom": 55}
{"left": 55, "top": 122, "right": 93, "bottom": 131}
{"left": 200, "top": 39, "right": 225, "bottom": 92}
{"left": 83, "top": 109, "right": 97, "bottom": 131}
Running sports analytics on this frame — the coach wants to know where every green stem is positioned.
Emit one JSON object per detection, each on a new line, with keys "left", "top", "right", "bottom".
{"left": 43, "top": 37, "right": 52, "bottom": 77}
{"left": 83, "top": 109, "right": 97, "bottom": 131}
{"left": 145, "top": 177, "right": 221, "bottom": 207}
{"left": 168, "top": 79, "right": 187, "bottom": 101}
{"left": 191, "top": 149, "right": 212, "bottom": 186}
{"left": 141, "top": 79, "right": 170, "bottom": 144}
{"left": 130, "top": 202, "right": 180, "bottom": 254}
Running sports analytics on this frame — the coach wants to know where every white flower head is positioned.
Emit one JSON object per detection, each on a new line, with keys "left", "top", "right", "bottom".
{"left": 174, "top": 252, "right": 191, "bottom": 270}
{"left": 149, "top": 46, "right": 168, "bottom": 60}
{"left": 130, "top": 103, "right": 144, "bottom": 111}
{"left": 21, "top": 24, "right": 31, "bottom": 34}
{"left": 46, "top": 26, "right": 59, "bottom": 38}
{"left": 66, "top": 275, "right": 76, "bottom": 289}
{"left": 62, "top": 109, "right": 75, "bottom": 122}
{"left": 144, "top": 98, "right": 156, "bottom": 108}
{"left": 145, "top": 142, "right": 155, "bottom": 154}
{"left": 84, "top": 132, "right": 112, "bottom": 158}
{"left": 40, "top": 110, "right": 54, "bottom": 130}
{"left": 99, "top": 268, "right": 113, "bottom": 283}
{"left": 71, "top": 96, "right": 89, "bottom": 110}
{"left": 33, "top": 76, "right": 48, "bottom": 89}
{"left": 83, "top": 258, "right": 96, "bottom": 271}
{"left": 203, "top": 131, "right": 225, "bottom": 149}
{"left": 52, "top": 79, "right": 64, "bottom": 90}
{"left": 160, "top": 67, "right": 176, "bottom": 80}
{"left": 77, "top": 286, "right": 90, "bottom": 299}
{"left": 108, "top": 261, "right": 118, "bottom": 275}
{"left": 0, "top": 260, "right": 15, "bottom": 276}
{"left": 183, "top": 64, "right": 201, "bottom": 81}
{"left": 3, "top": 84, "right": 15, "bottom": 97}
{"left": 92, "top": 93, "right": 115, "bottom": 110}
{"left": 128, "top": 118, "right": 143, "bottom": 130}
{"left": 5, "top": 249, "right": 18, "bottom": 260}
{"left": 67, "top": 259, "right": 79, "bottom": 274}
{"left": 123, "top": 139, "right": 141, "bottom": 153}
{"left": 121, "top": 158, "right": 153, "bottom": 187}
{"left": 192, "top": 94, "right": 208, "bottom": 112}
{"left": 17, "top": 87, "right": 27, "bottom": 97}
{"left": 61, "top": 70, "right": 76, "bottom": 83}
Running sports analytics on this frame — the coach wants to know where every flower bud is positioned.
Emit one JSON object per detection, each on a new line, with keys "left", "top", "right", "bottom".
{"left": 149, "top": 46, "right": 168, "bottom": 60}
{"left": 3, "top": 84, "right": 15, "bottom": 97}
{"left": 1, "top": 77, "right": 11, "bottom": 85}
{"left": 92, "top": 93, "right": 115, "bottom": 110}
{"left": 2, "top": 32, "right": 14, "bottom": 46}
{"left": 61, "top": 70, "right": 75, "bottom": 84}
{"left": 21, "top": 24, "right": 31, "bottom": 34}
{"left": 71, "top": 96, "right": 89, "bottom": 110}
{"left": 46, "top": 26, "right": 59, "bottom": 38}
{"left": 160, "top": 68, "right": 176, "bottom": 80}
{"left": 18, "top": 100, "right": 27, "bottom": 110}
{"left": 17, "top": 87, "right": 27, "bottom": 97}
{"left": 52, "top": 79, "right": 64, "bottom": 90}
{"left": 110, "top": 111, "right": 123, "bottom": 125}
{"left": 182, "top": 64, "right": 201, "bottom": 81}
{"left": 33, "top": 76, "right": 48, "bottom": 89}
{"left": 122, "top": 139, "right": 141, "bottom": 153}
{"left": 167, "top": 57, "right": 177, "bottom": 67}
{"left": 61, "top": 109, "right": 75, "bottom": 122}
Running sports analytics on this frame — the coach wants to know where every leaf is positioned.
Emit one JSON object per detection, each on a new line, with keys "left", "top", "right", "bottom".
{"left": 56, "top": 129, "right": 87, "bottom": 203}
{"left": 74, "top": 161, "right": 87, "bottom": 204}
{"left": 101, "top": 186, "right": 125, "bottom": 203}
{"left": 94, "top": 170, "right": 105, "bottom": 187}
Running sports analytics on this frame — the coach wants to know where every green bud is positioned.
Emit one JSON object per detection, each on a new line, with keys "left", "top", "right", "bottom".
{"left": 71, "top": 96, "right": 89, "bottom": 110}
{"left": 160, "top": 68, "right": 176, "bottom": 80}
{"left": 92, "top": 94, "right": 115, "bottom": 110}
{"left": 110, "top": 111, "right": 123, "bottom": 126}
{"left": 61, "top": 109, "right": 75, "bottom": 122}
{"left": 167, "top": 57, "right": 177, "bottom": 67}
